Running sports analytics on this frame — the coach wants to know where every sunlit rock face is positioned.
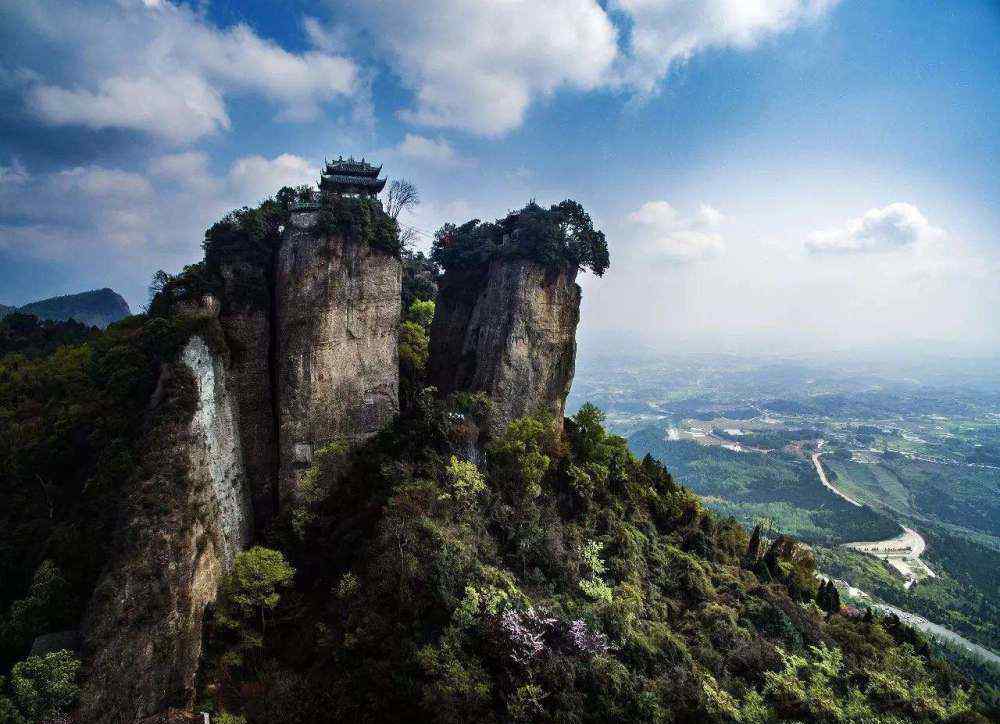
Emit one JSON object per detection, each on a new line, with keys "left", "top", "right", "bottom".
{"left": 79, "top": 335, "right": 251, "bottom": 722}
{"left": 428, "top": 258, "right": 581, "bottom": 436}
{"left": 275, "top": 210, "right": 401, "bottom": 506}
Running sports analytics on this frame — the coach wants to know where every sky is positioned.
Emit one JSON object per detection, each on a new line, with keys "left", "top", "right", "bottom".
{"left": 0, "top": 0, "right": 998, "bottom": 357}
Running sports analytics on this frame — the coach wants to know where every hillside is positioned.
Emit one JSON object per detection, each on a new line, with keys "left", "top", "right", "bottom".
{"left": 0, "top": 181, "right": 994, "bottom": 723}
{"left": 4, "top": 288, "right": 131, "bottom": 329}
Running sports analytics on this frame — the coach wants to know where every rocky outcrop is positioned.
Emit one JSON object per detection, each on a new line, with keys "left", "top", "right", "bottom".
{"left": 275, "top": 208, "right": 401, "bottom": 505}
{"left": 80, "top": 333, "right": 251, "bottom": 722}
{"left": 428, "top": 258, "right": 581, "bottom": 435}
{"left": 217, "top": 260, "right": 279, "bottom": 531}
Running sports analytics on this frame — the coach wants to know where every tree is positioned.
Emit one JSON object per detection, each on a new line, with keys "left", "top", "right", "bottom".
{"left": 221, "top": 547, "right": 295, "bottom": 635}
{"left": 386, "top": 179, "right": 420, "bottom": 247}
{"left": 399, "top": 321, "right": 430, "bottom": 378}
{"left": 745, "top": 524, "right": 763, "bottom": 566}
{"left": 407, "top": 299, "right": 435, "bottom": 328}
{"left": 5, "top": 649, "right": 80, "bottom": 722}
{"left": 386, "top": 179, "right": 419, "bottom": 220}
{"left": 1, "top": 560, "right": 70, "bottom": 667}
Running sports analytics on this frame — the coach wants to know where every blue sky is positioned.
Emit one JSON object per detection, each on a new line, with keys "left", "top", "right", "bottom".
{"left": 1, "top": 0, "right": 997, "bottom": 355}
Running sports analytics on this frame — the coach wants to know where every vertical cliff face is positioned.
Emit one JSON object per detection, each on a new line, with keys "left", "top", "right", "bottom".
{"left": 429, "top": 258, "right": 581, "bottom": 435}
{"left": 275, "top": 208, "right": 401, "bottom": 504}
{"left": 217, "top": 260, "right": 278, "bottom": 531}
{"left": 79, "top": 200, "right": 405, "bottom": 720}
{"left": 80, "top": 333, "right": 251, "bottom": 722}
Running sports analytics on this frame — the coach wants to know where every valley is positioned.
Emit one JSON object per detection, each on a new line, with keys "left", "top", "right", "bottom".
{"left": 568, "top": 347, "right": 1000, "bottom": 662}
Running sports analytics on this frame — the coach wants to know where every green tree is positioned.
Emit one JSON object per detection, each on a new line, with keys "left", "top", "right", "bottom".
{"left": 5, "top": 649, "right": 80, "bottom": 722}
{"left": 1, "top": 561, "right": 70, "bottom": 666}
{"left": 399, "top": 320, "right": 430, "bottom": 378}
{"left": 221, "top": 547, "right": 295, "bottom": 635}
{"left": 407, "top": 299, "right": 435, "bottom": 328}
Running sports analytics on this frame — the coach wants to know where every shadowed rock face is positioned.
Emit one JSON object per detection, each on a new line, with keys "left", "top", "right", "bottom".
{"left": 80, "top": 334, "right": 251, "bottom": 722}
{"left": 429, "top": 258, "right": 580, "bottom": 435}
{"left": 217, "top": 260, "right": 278, "bottom": 532}
{"left": 275, "top": 209, "right": 401, "bottom": 505}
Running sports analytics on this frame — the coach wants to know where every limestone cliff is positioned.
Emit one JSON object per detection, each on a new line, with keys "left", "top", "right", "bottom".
{"left": 428, "top": 258, "right": 581, "bottom": 435}
{"left": 217, "top": 260, "right": 278, "bottom": 531}
{"left": 80, "top": 333, "right": 251, "bottom": 722}
{"left": 275, "top": 208, "right": 401, "bottom": 505}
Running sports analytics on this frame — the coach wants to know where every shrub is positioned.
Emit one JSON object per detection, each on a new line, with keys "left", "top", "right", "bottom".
{"left": 4, "top": 649, "right": 80, "bottom": 722}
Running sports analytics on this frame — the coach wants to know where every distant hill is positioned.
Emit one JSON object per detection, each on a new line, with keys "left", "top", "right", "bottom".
{"left": 1, "top": 288, "right": 130, "bottom": 328}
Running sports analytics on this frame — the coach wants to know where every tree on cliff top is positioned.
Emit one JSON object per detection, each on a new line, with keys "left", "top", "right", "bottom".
{"left": 431, "top": 199, "right": 609, "bottom": 277}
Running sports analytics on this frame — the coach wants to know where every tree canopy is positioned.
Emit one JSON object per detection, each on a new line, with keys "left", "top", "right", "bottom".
{"left": 432, "top": 200, "right": 609, "bottom": 277}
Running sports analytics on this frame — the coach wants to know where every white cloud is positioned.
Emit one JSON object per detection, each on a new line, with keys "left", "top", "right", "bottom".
{"left": 29, "top": 73, "right": 229, "bottom": 144}
{"left": 613, "top": 0, "right": 841, "bottom": 93}
{"left": 805, "top": 202, "right": 945, "bottom": 254}
{"left": 627, "top": 200, "right": 725, "bottom": 261}
{"left": 50, "top": 166, "right": 153, "bottom": 200}
{"left": 343, "top": 0, "right": 618, "bottom": 136}
{"left": 392, "top": 134, "right": 474, "bottom": 169}
{"left": 14, "top": 0, "right": 362, "bottom": 142}
{"left": 336, "top": 0, "right": 838, "bottom": 135}
{"left": 0, "top": 159, "right": 30, "bottom": 186}
{"left": 150, "top": 151, "right": 220, "bottom": 195}
{"left": 226, "top": 154, "right": 319, "bottom": 205}
{"left": 0, "top": 153, "right": 318, "bottom": 265}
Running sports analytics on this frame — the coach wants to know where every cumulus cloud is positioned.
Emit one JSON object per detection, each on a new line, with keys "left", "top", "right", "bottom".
{"left": 805, "top": 202, "right": 945, "bottom": 254}
{"left": 335, "top": 0, "right": 839, "bottom": 135}
{"left": 226, "top": 154, "right": 319, "bottom": 205}
{"left": 613, "top": 0, "right": 841, "bottom": 93}
{"left": 391, "top": 134, "right": 474, "bottom": 169}
{"left": 0, "top": 153, "right": 319, "bottom": 283}
{"left": 29, "top": 73, "right": 229, "bottom": 144}
{"left": 12, "top": 0, "right": 361, "bottom": 143}
{"left": 627, "top": 200, "right": 725, "bottom": 262}
{"left": 342, "top": 0, "right": 618, "bottom": 136}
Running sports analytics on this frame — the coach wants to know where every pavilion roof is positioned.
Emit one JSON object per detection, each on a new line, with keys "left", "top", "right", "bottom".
{"left": 323, "top": 157, "right": 382, "bottom": 178}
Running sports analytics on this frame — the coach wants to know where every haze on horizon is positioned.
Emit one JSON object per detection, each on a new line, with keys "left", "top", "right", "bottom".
{"left": 1, "top": 0, "right": 997, "bottom": 358}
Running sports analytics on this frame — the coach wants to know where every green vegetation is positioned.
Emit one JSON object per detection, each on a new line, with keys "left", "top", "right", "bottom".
{"left": 150, "top": 183, "right": 402, "bottom": 317}
{"left": 402, "top": 250, "right": 440, "bottom": 312}
{"left": 432, "top": 200, "right": 609, "bottom": 277}
{"left": 316, "top": 191, "right": 401, "bottom": 256}
{"left": 0, "top": 312, "right": 193, "bottom": 674}
{"left": 627, "top": 433, "right": 900, "bottom": 546}
{"left": 0, "top": 649, "right": 81, "bottom": 723}
{"left": 195, "top": 401, "right": 988, "bottom": 722}
{"left": 815, "top": 543, "right": 1000, "bottom": 652}
{"left": 0, "top": 313, "right": 97, "bottom": 359}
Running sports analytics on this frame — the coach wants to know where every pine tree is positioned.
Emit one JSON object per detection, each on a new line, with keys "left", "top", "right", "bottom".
{"left": 829, "top": 582, "right": 841, "bottom": 614}
{"left": 745, "top": 523, "right": 763, "bottom": 566}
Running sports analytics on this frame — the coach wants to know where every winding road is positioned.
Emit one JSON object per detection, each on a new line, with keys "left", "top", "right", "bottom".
{"left": 812, "top": 445, "right": 862, "bottom": 507}
{"left": 811, "top": 444, "right": 934, "bottom": 587}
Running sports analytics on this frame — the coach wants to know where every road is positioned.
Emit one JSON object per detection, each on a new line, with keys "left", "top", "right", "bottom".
{"left": 831, "top": 578, "right": 1000, "bottom": 667}
{"left": 811, "top": 445, "right": 862, "bottom": 507}
{"left": 812, "top": 444, "right": 935, "bottom": 587}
